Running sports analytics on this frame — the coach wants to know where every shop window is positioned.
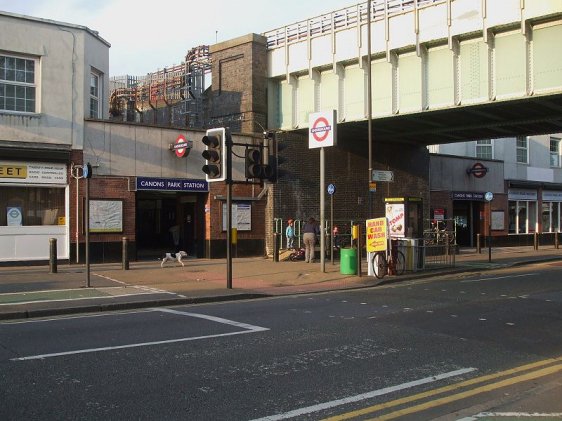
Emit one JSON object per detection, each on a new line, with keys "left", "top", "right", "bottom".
{"left": 516, "top": 136, "right": 528, "bottom": 164}
{"left": 542, "top": 202, "right": 551, "bottom": 232}
{"left": 542, "top": 202, "right": 561, "bottom": 233}
{"left": 509, "top": 200, "right": 538, "bottom": 234}
{"left": 476, "top": 139, "right": 493, "bottom": 159}
{"left": 550, "top": 137, "right": 561, "bottom": 168}
{"left": 0, "top": 53, "right": 37, "bottom": 114}
{"left": 0, "top": 186, "right": 65, "bottom": 226}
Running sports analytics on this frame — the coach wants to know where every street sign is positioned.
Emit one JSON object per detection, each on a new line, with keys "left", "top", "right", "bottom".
{"left": 371, "top": 170, "right": 394, "bottom": 182}
{"left": 309, "top": 110, "right": 337, "bottom": 149}
{"left": 485, "top": 191, "right": 494, "bottom": 202}
{"left": 327, "top": 183, "right": 336, "bottom": 195}
{"left": 369, "top": 182, "right": 377, "bottom": 192}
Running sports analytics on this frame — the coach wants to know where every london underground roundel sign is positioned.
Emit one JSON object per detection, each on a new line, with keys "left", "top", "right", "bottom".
{"left": 309, "top": 110, "right": 337, "bottom": 149}
{"left": 173, "top": 134, "right": 193, "bottom": 158}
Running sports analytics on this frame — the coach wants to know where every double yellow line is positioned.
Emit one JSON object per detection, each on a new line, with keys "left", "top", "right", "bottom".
{"left": 325, "top": 356, "right": 562, "bottom": 421}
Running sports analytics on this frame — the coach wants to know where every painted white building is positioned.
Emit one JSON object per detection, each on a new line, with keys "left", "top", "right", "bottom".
{"left": 0, "top": 11, "right": 110, "bottom": 262}
{"left": 430, "top": 133, "right": 562, "bottom": 244}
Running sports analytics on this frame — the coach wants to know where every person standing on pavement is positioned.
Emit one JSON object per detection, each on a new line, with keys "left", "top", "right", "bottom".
{"left": 286, "top": 219, "right": 295, "bottom": 249}
{"left": 302, "top": 217, "right": 320, "bottom": 263}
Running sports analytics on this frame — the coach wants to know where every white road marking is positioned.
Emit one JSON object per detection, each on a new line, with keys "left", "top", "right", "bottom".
{"left": 250, "top": 368, "right": 476, "bottom": 421}
{"left": 458, "top": 412, "right": 562, "bottom": 420}
{"left": 10, "top": 308, "right": 269, "bottom": 361}
{"left": 460, "top": 273, "right": 536, "bottom": 283}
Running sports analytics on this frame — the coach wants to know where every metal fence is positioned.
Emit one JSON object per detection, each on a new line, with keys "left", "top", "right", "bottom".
{"left": 397, "top": 239, "right": 456, "bottom": 272}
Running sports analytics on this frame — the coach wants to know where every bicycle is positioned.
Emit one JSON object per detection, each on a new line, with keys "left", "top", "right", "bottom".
{"left": 423, "top": 220, "right": 455, "bottom": 245}
{"left": 371, "top": 241, "right": 405, "bottom": 279}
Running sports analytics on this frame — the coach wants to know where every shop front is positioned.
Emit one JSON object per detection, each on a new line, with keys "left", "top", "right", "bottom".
{"left": 0, "top": 160, "right": 68, "bottom": 262}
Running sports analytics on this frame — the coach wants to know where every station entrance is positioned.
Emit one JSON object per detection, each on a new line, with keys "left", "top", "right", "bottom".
{"left": 136, "top": 191, "right": 205, "bottom": 260}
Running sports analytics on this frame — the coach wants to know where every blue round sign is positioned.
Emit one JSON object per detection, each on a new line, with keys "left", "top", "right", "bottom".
{"left": 327, "top": 184, "right": 336, "bottom": 195}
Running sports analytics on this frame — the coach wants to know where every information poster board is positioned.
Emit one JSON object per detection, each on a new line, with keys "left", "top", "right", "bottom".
{"left": 89, "top": 200, "right": 123, "bottom": 233}
{"left": 222, "top": 202, "right": 251, "bottom": 231}
{"left": 491, "top": 210, "right": 505, "bottom": 230}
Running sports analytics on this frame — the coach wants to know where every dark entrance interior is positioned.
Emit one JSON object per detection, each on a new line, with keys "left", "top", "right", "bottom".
{"left": 136, "top": 192, "right": 204, "bottom": 259}
{"left": 453, "top": 200, "right": 483, "bottom": 247}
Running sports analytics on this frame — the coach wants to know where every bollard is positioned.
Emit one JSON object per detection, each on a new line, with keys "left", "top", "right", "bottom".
{"left": 556, "top": 232, "right": 559, "bottom": 249}
{"left": 122, "top": 237, "right": 129, "bottom": 270}
{"left": 273, "top": 232, "right": 280, "bottom": 262}
{"left": 476, "top": 234, "right": 481, "bottom": 254}
{"left": 534, "top": 232, "right": 538, "bottom": 250}
{"left": 49, "top": 238, "right": 57, "bottom": 274}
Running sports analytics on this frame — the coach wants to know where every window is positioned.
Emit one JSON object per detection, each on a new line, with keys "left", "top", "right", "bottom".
{"left": 516, "top": 136, "right": 528, "bottom": 164}
{"left": 476, "top": 140, "right": 493, "bottom": 159}
{"left": 508, "top": 200, "right": 537, "bottom": 234}
{"left": 90, "top": 71, "right": 100, "bottom": 118}
{"left": 0, "top": 54, "right": 37, "bottom": 113}
{"left": 0, "top": 186, "right": 65, "bottom": 226}
{"left": 550, "top": 137, "right": 561, "bottom": 167}
{"left": 542, "top": 202, "right": 561, "bottom": 233}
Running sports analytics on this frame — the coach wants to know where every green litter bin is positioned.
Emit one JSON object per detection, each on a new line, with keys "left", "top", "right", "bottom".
{"left": 340, "top": 247, "right": 357, "bottom": 275}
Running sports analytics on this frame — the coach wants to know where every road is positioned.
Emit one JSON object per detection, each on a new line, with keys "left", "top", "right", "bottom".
{"left": 1, "top": 262, "right": 562, "bottom": 420}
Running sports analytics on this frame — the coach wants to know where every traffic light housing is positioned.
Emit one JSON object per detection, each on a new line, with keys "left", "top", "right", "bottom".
{"left": 245, "top": 146, "right": 273, "bottom": 180}
{"left": 202, "top": 128, "right": 226, "bottom": 182}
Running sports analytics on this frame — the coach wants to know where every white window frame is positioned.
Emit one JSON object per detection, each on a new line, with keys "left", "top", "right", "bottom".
{"left": 516, "top": 136, "right": 529, "bottom": 164}
{"left": 0, "top": 53, "right": 39, "bottom": 114}
{"left": 89, "top": 71, "right": 101, "bottom": 119}
{"left": 550, "top": 137, "right": 561, "bottom": 168}
{"left": 475, "top": 139, "right": 493, "bottom": 160}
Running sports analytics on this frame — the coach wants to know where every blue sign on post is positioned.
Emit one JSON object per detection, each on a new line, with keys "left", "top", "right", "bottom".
{"left": 327, "top": 183, "right": 336, "bottom": 195}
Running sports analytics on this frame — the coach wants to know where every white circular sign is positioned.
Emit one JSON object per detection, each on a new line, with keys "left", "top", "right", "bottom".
{"left": 484, "top": 191, "right": 494, "bottom": 202}
{"left": 327, "top": 184, "right": 336, "bottom": 195}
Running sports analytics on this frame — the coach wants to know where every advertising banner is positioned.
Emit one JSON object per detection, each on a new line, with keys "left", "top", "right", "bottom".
{"left": 386, "top": 203, "right": 405, "bottom": 237}
{"left": 366, "top": 217, "right": 387, "bottom": 252}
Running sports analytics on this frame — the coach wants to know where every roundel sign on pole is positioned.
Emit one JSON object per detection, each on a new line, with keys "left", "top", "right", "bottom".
{"left": 173, "top": 134, "right": 193, "bottom": 158}
{"left": 309, "top": 110, "right": 337, "bottom": 149}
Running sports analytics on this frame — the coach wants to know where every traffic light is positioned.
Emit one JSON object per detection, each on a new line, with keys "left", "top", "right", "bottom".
{"left": 245, "top": 146, "right": 273, "bottom": 180}
{"left": 202, "top": 128, "right": 226, "bottom": 182}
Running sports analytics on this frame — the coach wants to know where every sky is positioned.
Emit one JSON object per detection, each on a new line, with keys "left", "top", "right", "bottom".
{"left": 0, "top": 0, "right": 359, "bottom": 76}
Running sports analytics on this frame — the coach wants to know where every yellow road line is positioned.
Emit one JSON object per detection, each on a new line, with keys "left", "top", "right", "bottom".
{"left": 324, "top": 356, "right": 562, "bottom": 421}
{"left": 371, "top": 363, "right": 562, "bottom": 420}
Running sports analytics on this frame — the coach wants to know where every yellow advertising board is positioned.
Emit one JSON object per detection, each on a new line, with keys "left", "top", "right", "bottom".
{"left": 366, "top": 217, "right": 388, "bottom": 252}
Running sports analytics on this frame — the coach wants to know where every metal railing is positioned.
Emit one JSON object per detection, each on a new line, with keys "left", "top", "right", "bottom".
{"left": 263, "top": 0, "right": 443, "bottom": 49}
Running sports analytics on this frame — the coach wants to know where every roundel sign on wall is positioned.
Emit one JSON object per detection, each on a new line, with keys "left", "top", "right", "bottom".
{"left": 309, "top": 110, "right": 337, "bottom": 149}
{"left": 173, "top": 134, "right": 193, "bottom": 158}
{"left": 467, "top": 162, "right": 488, "bottom": 178}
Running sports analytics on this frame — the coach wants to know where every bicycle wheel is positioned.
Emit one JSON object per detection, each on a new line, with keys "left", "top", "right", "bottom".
{"left": 372, "top": 252, "right": 387, "bottom": 279}
{"left": 394, "top": 250, "right": 406, "bottom": 275}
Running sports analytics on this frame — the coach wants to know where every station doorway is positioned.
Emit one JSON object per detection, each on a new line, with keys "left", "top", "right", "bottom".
{"left": 453, "top": 200, "right": 484, "bottom": 247}
{"left": 136, "top": 192, "right": 205, "bottom": 259}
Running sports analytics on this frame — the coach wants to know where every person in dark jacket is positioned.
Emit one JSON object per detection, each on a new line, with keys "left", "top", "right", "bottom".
{"left": 302, "top": 217, "right": 320, "bottom": 263}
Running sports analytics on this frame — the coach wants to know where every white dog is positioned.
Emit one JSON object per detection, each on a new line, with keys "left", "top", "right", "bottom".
{"left": 160, "top": 251, "right": 188, "bottom": 268}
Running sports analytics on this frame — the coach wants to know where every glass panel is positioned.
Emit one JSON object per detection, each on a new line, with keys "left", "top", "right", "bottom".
{"left": 0, "top": 186, "right": 66, "bottom": 226}
{"left": 517, "top": 202, "right": 527, "bottom": 234}
{"left": 542, "top": 202, "right": 551, "bottom": 232}
{"left": 528, "top": 201, "right": 537, "bottom": 233}
{"left": 508, "top": 201, "right": 516, "bottom": 233}
{"left": 553, "top": 203, "right": 560, "bottom": 232}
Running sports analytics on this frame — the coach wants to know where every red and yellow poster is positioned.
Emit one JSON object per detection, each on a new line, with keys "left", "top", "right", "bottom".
{"left": 366, "top": 217, "right": 388, "bottom": 252}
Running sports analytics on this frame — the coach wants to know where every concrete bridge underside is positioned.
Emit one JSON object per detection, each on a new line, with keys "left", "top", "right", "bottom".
{"left": 266, "top": 0, "right": 562, "bottom": 146}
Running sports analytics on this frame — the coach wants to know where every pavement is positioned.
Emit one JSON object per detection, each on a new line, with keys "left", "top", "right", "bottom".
{"left": 1, "top": 245, "right": 561, "bottom": 321}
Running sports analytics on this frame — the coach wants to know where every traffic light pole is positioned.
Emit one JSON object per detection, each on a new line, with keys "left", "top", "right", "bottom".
{"left": 226, "top": 129, "right": 233, "bottom": 289}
